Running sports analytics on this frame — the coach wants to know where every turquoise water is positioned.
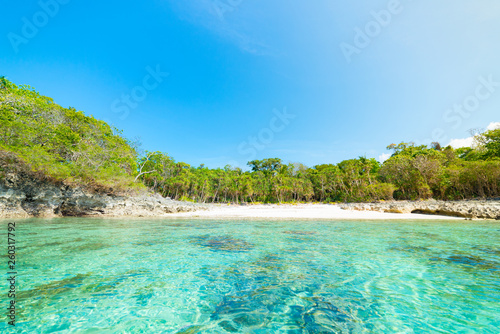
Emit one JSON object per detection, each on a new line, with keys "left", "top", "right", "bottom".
{"left": 2, "top": 218, "right": 500, "bottom": 333}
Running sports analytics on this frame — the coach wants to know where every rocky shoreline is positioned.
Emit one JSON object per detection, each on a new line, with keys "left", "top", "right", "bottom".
{"left": 1, "top": 170, "right": 500, "bottom": 220}
{"left": 340, "top": 199, "right": 500, "bottom": 220}
{"left": 0, "top": 187, "right": 205, "bottom": 219}
{"left": 0, "top": 172, "right": 205, "bottom": 219}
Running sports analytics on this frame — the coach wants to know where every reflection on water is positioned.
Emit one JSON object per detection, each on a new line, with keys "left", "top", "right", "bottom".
{"left": 2, "top": 218, "right": 499, "bottom": 333}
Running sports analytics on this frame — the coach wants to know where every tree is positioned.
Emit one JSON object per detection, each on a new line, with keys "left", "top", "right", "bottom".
{"left": 248, "top": 158, "right": 282, "bottom": 175}
{"left": 431, "top": 142, "right": 442, "bottom": 151}
{"left": 0, "top": 76, "right": 9, "bottom": 90}
{"left": 481, "top": 129, "right": 500, "bottom": 159}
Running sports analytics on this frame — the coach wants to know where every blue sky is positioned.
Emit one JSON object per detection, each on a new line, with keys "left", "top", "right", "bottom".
{"left": 1, "top": 0, "right": 499, "bottom": 168}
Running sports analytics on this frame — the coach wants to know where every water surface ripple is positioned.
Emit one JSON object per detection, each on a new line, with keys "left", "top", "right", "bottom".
{"left": 2, "top": 218, "right": 499, "bottom": 333}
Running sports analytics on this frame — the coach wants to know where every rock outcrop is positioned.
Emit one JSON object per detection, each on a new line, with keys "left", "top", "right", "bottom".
{"left": 0, "top": 171, "right": 205, "bottom": 219}
{"left": 340, "top": 199, "right": 500, "bottom": 220}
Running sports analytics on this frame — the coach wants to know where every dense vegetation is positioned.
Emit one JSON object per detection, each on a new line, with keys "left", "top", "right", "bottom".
{"left": 0, "top": 77, "right": 139, "bottom": 193}
{"left": 137, "top": 143, "right": 500, "bottom": 203}
{"left": 1, "top": 77, "right": 499, "bottom": 201}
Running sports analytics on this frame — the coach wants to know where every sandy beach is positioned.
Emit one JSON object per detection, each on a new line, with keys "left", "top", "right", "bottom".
{"left": 168, "top": 203, "right": 464, "bottom": 220}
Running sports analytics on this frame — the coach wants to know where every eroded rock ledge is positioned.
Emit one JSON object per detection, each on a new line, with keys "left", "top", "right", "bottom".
{"left": 340, "top": 199, "right": 500, "bottom": 220}
{"left": 0, "top": 172, "right": 205, "bottom": 219}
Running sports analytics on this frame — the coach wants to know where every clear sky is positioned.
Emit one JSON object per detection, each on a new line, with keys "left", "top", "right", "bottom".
{"left": 1, "top": 0, "right": 499, "bottom": 168}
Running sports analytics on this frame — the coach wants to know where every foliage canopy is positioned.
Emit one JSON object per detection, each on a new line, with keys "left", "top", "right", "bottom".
{"left": 1, "top": 77, "right": 499, "bottom": 201}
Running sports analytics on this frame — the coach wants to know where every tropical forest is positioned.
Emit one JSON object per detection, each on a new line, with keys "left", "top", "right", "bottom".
{"left": 1, "top": 77, "right": 499, "bottom": 204}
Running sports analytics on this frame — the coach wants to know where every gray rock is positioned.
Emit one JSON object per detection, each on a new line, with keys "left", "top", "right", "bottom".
{"left": 340, "top": 199, "right": 500, "bottom": 220}
{"left": 0, "top": 174, "right": 207, "bottom": 218}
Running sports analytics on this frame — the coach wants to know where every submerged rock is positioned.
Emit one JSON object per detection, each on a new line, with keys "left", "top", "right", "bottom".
{"left": 17, "top": 273, "right": 92, "bottom": 301}
{"left": 175, "top": 325, "right": 205, "bottom": 334}
{"left": 283, "top": 231, "right": 317, "bottom": 235}
{"left": 429, "top": 254, "right": 500, "bottom": 271}
{"left": 191, "top": 235, "right": 255, "bottom": 253}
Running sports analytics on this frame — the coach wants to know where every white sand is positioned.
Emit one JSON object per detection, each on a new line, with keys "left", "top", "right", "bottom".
{"left": 169, "top": 204, "right": 463, "bottom": 220}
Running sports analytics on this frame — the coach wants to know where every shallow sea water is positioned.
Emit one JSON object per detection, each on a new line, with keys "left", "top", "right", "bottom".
{"left": 1, "top": 218, "right": 499, "bottom": 333}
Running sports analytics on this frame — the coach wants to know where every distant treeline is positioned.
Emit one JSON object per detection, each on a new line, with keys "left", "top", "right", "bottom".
{"left": 138, "top": 141, "right": 500, "bottom": 203}
{"left": 1, "top": 77, "right": 499, "bottom": 202}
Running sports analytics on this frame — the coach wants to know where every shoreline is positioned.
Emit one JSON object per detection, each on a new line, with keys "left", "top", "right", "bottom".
{"left": 166, "top": 203, "right": 466, "bottom": 221}
{"left": 1, "top": 179, "right": 499, "bottom": 220}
